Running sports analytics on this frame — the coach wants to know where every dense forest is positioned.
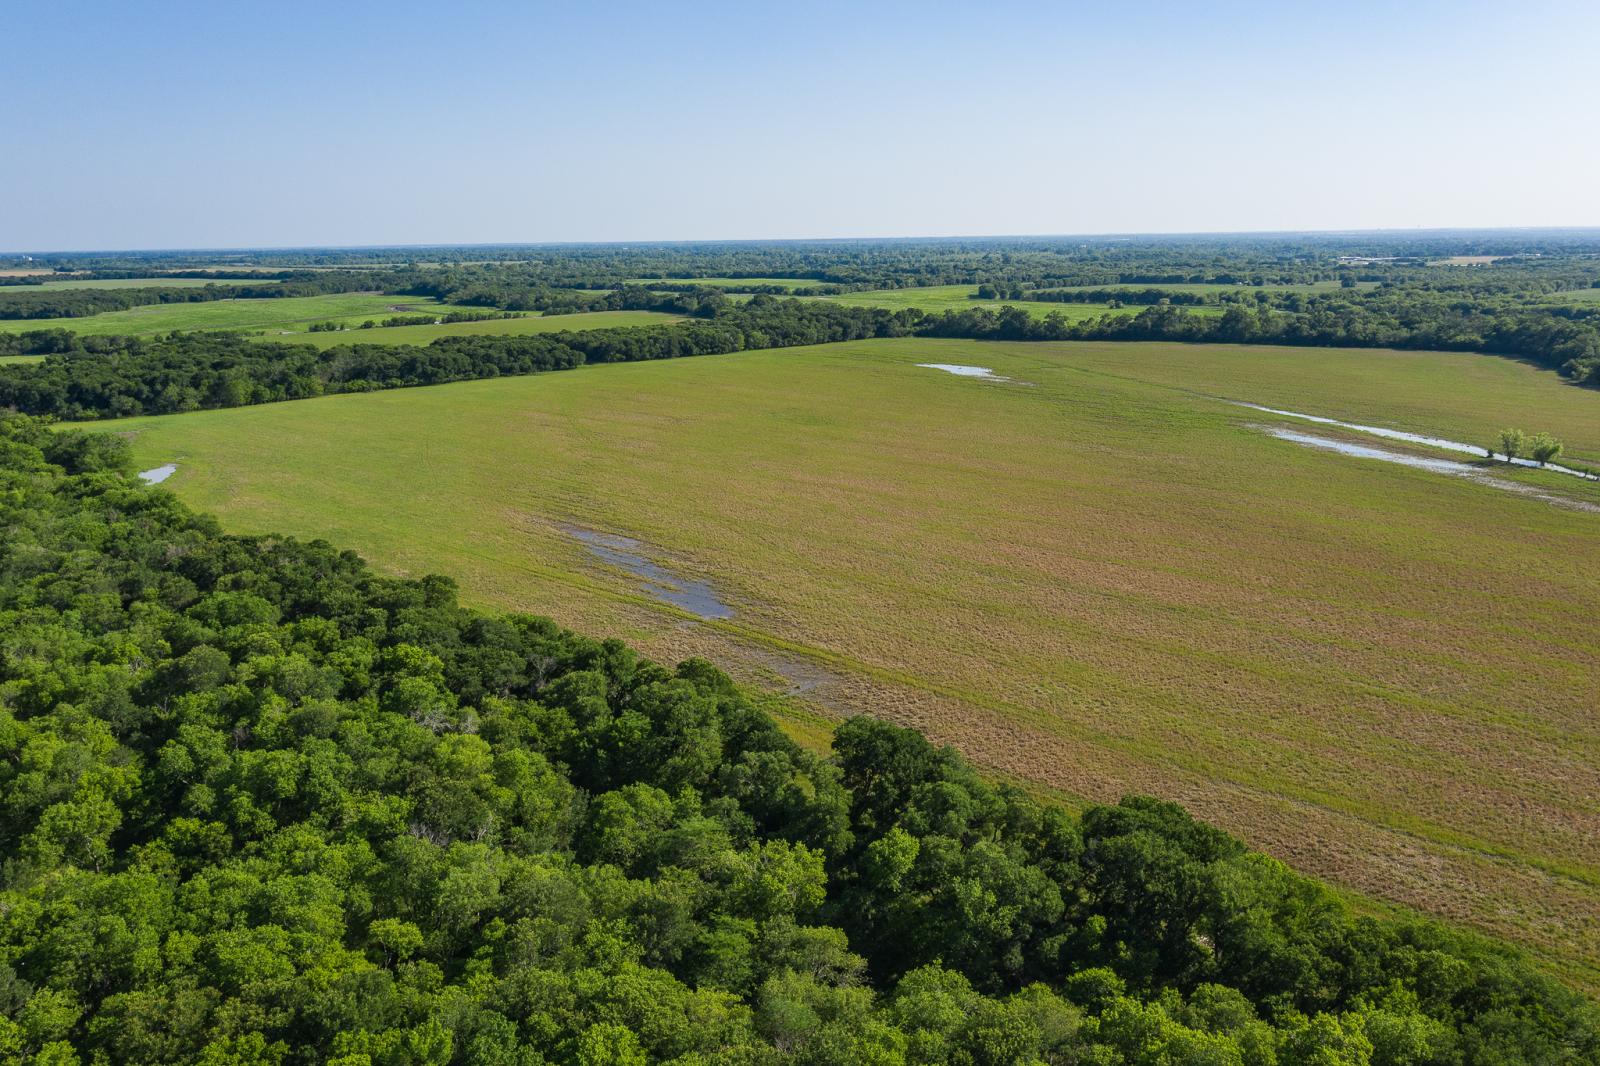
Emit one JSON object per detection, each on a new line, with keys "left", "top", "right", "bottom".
{"left": 1, "top": 412, "right": 1595, "bottom": 1064}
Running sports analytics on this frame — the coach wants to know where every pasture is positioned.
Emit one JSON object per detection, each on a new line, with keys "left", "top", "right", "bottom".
{"left": 0, "top": 293, "right": 474, "bottom": 337}
{"left": 269, "top": 309, "right": 687, "bottom": 349}
{"left": 101, "top": 337, "right": 1600, "bottom": 987}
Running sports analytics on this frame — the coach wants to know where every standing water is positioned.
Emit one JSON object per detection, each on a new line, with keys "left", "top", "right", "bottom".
{"left": 562, "top": 526, "right": 733, "bottom": 620}
{"left": 1235, "top": 403, "right": 1598, "bottom": 481}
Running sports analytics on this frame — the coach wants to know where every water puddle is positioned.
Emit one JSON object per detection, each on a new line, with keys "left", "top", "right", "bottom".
{"left": 1260, "top": 427, "right": 1600, "bottom": 514}
{"left": 918, "top": 363, "right": 1012, "bottom": 382}
{"left": 138, "top": 464, "right": 177, "bottom": 484}
{"left": 562, "top": 525, "right": 733, "bottom": 619}
{"left": 1235, "top": 402, "right": 1598, "bottom": 481}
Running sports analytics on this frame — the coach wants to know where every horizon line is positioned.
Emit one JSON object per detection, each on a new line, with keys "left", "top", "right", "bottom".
{"left": 8, "top": 224, "right": 1600, "bottom": 258}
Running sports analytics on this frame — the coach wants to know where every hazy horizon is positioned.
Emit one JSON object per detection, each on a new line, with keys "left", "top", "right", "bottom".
{"left": 11, "top": 224, "right": 1600, "bottom": 259}
{"left": 7, "top": 0, "right": 1599, "bottom": 250}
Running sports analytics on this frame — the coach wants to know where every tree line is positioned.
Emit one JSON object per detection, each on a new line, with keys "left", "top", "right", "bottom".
{"left": 0, "top": 271, "right": 397, "bottom": 320}
{"left": 4, "top": 290, "right": 1598, "bottom": 424}
{"left": 0, "top": 300, "right": 916, "bottom": 419}
{"left": 919, "top": 303, "right": 1600, "bottom": 386}
{"left": 0, "top": 412, "right": 1593, "bottom": 1064}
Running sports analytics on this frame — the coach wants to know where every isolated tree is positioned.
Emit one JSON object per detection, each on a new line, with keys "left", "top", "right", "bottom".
{"left": 1497, "top": 428, "right": 1526, "bottom": 461}
{"left": 1528, "top": 432, "right": 1563, "bottom": 466}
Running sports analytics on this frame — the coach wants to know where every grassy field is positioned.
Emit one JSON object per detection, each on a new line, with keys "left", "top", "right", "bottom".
{"left": 268, "top": 310, "right": 686, "bottom": 349}
{"left": 0, "top": 354, "right": 43, "bottom": 364}
{"left": 1546, "top": 288, "right": 1600, "bottom": 305}
{"left": 98, "top": 338, "right": 1600, "bottom": 988}
{"left": 807, "top": 284, "right": 1223, "bottom": 320}
{"left": 8, "top": 277, "right": 283, "bottom": 291}
{"left": 0, "top": 294, "right": 473, "bottom": 337}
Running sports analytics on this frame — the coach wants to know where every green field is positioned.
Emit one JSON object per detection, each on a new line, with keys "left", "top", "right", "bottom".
{"left": 8, "top": 276, "right": 283, "bottom": 290}
{"left": 1546, "top": 287, "right": 1600, "bottom": 304}
{"left": 99, "top": 338, "right": 1600, "bottom": 987}
{"left": 0, "top": 293, "right": 473, "bottom": 337}
{"left": 0, "top": 354, "right": 43, "bottom": 364}
{"left": 269, "top": 309, "right": 687, "bottom": 349}
{"left": 809, "top": 284, "right": 1222, "bottom": 319}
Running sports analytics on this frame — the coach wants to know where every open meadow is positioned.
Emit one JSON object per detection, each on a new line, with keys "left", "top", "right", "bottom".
{"left": 0, "top": 293, "right": 474, "bottom": 336}
{"left": 101, "top": 337, "right": 1600, "bottom": 988}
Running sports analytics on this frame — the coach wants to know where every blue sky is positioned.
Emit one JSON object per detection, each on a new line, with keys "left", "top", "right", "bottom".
{"left": 4, "top": 0, "right": 1598, "bottom": 250}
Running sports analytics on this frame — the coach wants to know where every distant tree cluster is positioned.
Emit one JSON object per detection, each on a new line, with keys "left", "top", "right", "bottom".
{"left": 0, "top": 413, "right": 1594, "bottom": 1064}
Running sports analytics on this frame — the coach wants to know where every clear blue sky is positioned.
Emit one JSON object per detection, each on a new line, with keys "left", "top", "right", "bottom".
{"left": 5, "top": 0, "right": 1597, "bottom": 251}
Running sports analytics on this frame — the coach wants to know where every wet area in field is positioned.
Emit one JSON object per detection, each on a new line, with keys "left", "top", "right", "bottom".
{"left": 561, "top": 525, "right": 734, "bottom": 619}
{"left": 916, "top": 363, "right": 1032, "bottom": 385}
{"left": 1257, "top": 426, "right": 1600, "bottom": 515}
{"left": 1236, "top": 402, "right": 1599, "bottom": 482}
{"left": 138, "top": 464, "right": 178, "bottom": 484}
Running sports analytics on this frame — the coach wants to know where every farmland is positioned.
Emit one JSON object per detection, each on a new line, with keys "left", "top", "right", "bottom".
{"left": 270, "top": 309, "right": 686, "bottom": 349}
{"left": 0, "top": 292, "right": 474, "bottom": 336}
{"left": 103, "top": 335, "right": 1600, "bottom": 988}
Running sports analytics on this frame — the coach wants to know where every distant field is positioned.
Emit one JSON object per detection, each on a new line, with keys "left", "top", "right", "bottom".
{"left": 1546, "top": 287, "right": 1600, "bottom": 304}
{"left": 0, "top": 354, "right": 43, "bottom": 364}
{"left": 627, "top": 277, "right": 822, "bottom": 290}
{"left": 102, "top": 337, "right": 1600, "bottom": 988}
{"left": 8, "top": 277, "right": 284, "bottom": 291}
{"left": 269, "top": 309, "right": 686, "bottom": 349}
{"left": 810, "top": 284, "right": 1223, "bottom": 320}
{"left": 0, "top": 294, "right": 473, "bottom": 337}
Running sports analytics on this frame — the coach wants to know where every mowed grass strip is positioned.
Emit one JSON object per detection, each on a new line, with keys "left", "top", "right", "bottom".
{"left": 269, "top": 310, "right": 687, "bottom": 350}
{"left": 0, "top": 294, "right": 473, "bottom": 337}
{"left": 101, "top": 338, "right": 1600, "bottom": 986}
